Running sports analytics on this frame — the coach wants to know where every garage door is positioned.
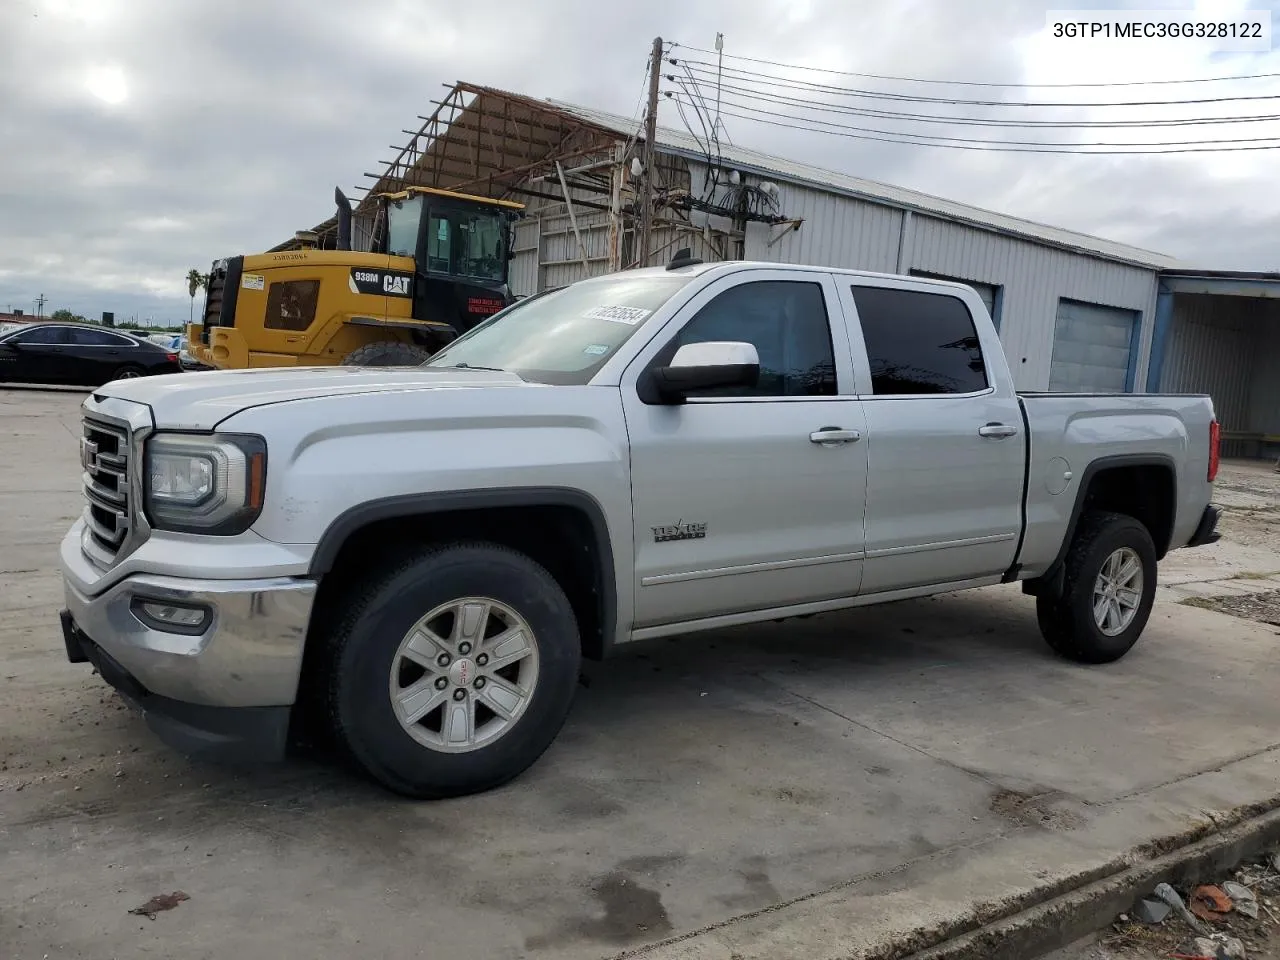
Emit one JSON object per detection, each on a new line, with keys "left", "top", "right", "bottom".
{"left": 1049, "top": 299, "right": 1138, "bottom": 393}
{"left": 910, "top": 270, "right": 1000, "bottom": 326}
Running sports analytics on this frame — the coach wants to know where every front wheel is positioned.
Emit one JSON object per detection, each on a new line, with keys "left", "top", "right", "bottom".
{"left": 321, "top": 543, "right": 581, "bottom": 798}
{"left": 1036, "top": 510, "right": 1157, "bottom": 664}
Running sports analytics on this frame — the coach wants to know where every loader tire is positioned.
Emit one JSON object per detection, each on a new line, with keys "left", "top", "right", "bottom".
{"left": 342, "top": 341, "right": 433, "bottom": 366}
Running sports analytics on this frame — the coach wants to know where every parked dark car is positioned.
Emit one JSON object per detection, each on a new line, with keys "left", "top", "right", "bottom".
{"left": 0, "top": 323, "right": 183, "bottom": 387}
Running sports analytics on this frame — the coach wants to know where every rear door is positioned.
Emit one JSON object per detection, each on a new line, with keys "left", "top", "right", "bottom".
{"left": 838, "top": 280, "right": 1026, "bottom": 595}
{"left": 621, "top": 270, "right": 869, "bottom": 629}
{"left": 65, "top": 327, "right": 139, "bottom": 384}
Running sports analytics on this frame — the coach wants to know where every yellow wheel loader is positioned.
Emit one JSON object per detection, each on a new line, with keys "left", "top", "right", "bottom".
{"left": 186, "top": 187, "right": 523, "bottom": 369}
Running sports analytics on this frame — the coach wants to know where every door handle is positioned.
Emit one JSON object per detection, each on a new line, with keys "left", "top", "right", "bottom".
{"left": 809, "top": 427, "right": 861, "bottom": 445}
{"left": 978, "top": 423, "right": 1018, "bottom": 439}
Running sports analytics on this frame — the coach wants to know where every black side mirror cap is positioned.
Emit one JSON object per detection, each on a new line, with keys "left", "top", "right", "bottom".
{"left": 642, "top": 362, "right": 760, "bottom": 404}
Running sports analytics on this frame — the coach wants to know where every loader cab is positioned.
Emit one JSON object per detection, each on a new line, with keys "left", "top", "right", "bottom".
{"left": 379, "top": 187, "right": 524, "bottom": 340}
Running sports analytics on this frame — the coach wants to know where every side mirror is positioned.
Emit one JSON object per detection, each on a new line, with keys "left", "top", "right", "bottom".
{"left": 647, "top": 341, "right": 759, "bottom": 404}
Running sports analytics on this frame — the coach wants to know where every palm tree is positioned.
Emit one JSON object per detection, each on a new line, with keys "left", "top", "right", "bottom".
{"left": 186, "top": 269, "right": 206, "bottom": 325}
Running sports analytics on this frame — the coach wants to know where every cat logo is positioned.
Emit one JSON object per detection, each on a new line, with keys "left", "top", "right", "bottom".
{"left": 384, "top": 275, "right": 411, "bottom": 296}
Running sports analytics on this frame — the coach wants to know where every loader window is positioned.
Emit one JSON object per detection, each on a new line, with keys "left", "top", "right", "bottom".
{"left": 426, "top": 208, "right": 505, "bottom": 282}
{"left": 264, "top": 280, "right": 320, "bottom": 332}
{"left": 386, "top": 196, "right": 422, "bottom": 258}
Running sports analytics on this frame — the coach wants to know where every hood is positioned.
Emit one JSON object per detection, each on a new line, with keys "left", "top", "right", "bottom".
{"left": 96, "top": 365, "right": 534, "bottom": 430}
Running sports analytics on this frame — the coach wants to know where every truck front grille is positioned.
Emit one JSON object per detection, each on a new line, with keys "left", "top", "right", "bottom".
{"left": 81, "top": 415, "right": 133, "bottom": 566}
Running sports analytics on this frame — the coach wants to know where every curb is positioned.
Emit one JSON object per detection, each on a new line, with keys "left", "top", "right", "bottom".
{"left": 902, "top": 805, "right": 1280, "bottom": 960}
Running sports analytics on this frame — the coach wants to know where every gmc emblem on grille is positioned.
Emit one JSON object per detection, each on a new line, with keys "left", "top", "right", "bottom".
{"left": 80, "top": 439, "right": 99, "bottom": 472}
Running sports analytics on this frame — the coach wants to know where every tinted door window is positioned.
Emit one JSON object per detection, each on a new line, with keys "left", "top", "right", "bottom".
{"left": 67, "top": 328, "right": 129, "bottom": 345}
{"left": 670, "top": 280, "right": 837, "bottom": 397}
{"left": 9, "top": 326, "right": 70, "bottom": 344}
{"left": 851, "top": 286, "right": 988, "bottom": 395}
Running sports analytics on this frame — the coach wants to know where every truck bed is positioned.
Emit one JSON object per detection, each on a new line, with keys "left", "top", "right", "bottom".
{"left": 1014, "top": 391, "right": 1216, "bottom": 579}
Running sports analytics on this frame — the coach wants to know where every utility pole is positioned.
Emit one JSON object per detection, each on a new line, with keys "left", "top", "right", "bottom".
{"left": 34, "top": 294, "right": 46, "bottom": 318}
{"left": 636, "top": 36, "right": 663, "bottom": 268}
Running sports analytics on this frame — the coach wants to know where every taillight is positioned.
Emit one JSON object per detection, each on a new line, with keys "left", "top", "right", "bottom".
{"left": 1208, "top": 419, "right": 1221, "bottom": 483}
{"left": 166, "top": 352, "right": 179, "bottom": 363}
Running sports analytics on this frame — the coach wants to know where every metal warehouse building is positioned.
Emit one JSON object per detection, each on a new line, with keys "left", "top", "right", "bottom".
{"left": 289, "top": 82, "right": 1279, "bottom": 459}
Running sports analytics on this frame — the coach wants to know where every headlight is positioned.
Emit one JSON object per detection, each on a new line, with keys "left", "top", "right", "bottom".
{"left": 145, "top": 433, "right": 266, "bottom": 534}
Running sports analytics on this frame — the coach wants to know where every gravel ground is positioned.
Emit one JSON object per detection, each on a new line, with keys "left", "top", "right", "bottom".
{"left": 1213, "top": 460, "right": 1280, "bottom": 552}
{"left": 1050, "top": 852, "right": 1280, "bottom": 960}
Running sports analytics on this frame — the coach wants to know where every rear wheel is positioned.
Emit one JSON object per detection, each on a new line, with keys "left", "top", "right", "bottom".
{"left": 1036, "top": 510, "right": 1157, "bottom": 664}
{"left": 107, "top": 365, "right": 145, "bottom": 383}
{"left": 342, "top": 341, "right": 433, "bottom": 366}
{"left": 320, "top": 542, "right": 581, "bottom": 798}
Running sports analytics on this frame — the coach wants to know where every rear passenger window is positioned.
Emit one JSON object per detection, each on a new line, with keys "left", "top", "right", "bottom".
{"left": 671, "top": 280, "right": 837, "bottom": 397}
{"left": 850, "top": 286, "right": 988, "bottom": 395}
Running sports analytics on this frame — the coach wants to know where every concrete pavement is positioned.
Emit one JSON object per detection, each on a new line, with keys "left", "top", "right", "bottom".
{"left": 2, "top": 389, "right": 1279, "bottom": 960}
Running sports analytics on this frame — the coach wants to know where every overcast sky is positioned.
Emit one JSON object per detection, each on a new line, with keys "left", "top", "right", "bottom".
{"left": 3, "top": 0, "right": 1279, "bottom": 325}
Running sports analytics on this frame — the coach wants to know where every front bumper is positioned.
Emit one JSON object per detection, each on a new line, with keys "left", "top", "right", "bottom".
{"left": 60, "top": 566, "right": 316, "bottom": 761}
{"left": 1186, "top": 503, "right": 1222, "bottom": 548}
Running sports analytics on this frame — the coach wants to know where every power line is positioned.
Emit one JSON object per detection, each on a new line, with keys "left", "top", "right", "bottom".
{"left": 674, "top": 74, "right": 1280, "bottom": 129}
{"left": 664, "top": 93, "right": 1280, "bottom": 154}
{"left": 692, "top": 90, "right": 1280, "bottom": 147}
{"left": 670, "top": 41, "right": 1280, "bottom": 88}
{"left": 675, "top": 58, "right": 1280, "bottom": 109}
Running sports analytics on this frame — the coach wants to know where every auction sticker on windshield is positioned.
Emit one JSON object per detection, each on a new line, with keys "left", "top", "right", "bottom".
{"left": 582, "top": 344, "right": 610, "bottom": 356}
{"left": 583, "top": 305, "right": 651, "bottom": 325}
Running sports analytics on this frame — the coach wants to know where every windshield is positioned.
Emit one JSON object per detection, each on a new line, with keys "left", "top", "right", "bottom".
{"left": 386, "top": 195, "right": 423, "bottom": 258}
{"left": 426, "top": 207, "right": 506, "bottom": 282}
{"left": 425, "top": 273, "right": 695, "bottom": 385}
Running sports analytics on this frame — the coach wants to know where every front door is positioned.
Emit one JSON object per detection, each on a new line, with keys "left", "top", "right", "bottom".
{"left": 621, "top": 271, "right": 869, "bottom": 630}
{"left": 7, "top": 325, "right": 70, "bottom": 384}
{"left": 838, "top": 280, "right": 1025, "bottom": 595}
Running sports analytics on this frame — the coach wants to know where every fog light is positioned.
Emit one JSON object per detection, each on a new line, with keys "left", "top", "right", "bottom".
{"left": 131, "top": 598, "right": 211, "bottom": 634}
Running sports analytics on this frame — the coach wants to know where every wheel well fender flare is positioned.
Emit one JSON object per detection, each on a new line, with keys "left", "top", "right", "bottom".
{"left": 1025, "top": 453, "right": 1176, "bottom": 597}
{"left": 308, "top": 486, "right": 617, "bottom": 650}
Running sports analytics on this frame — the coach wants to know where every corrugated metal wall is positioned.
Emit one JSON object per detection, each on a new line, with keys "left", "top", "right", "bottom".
{"left": 743, "top": 180, "right": 1160, "bottom": 391}
{"left": 1161, "top": 294, "right": 1256, "bottom": 431}
{"left": 1162, "top": 294, "right": 1280, "bottom": 444}
{"left": 1249, "top": 306, "right": 1280, "bottom": 437}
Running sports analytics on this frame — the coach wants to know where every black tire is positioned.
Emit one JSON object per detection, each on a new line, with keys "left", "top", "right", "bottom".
{"left": 107, "top": 365, "right": 145, "bottom": 383}
{"left": 1036, "top": 510, "right": 1157, "bottom": 664}
{"left": 319, "top": 542, "right": 581, "bottom": 798}
{"left": 341, "top": 341, "right": 433, "bottom": 366}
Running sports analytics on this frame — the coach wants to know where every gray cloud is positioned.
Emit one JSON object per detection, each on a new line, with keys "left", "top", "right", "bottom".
{"left": 3, "top": 0, "right": 1279, "bottom": 324}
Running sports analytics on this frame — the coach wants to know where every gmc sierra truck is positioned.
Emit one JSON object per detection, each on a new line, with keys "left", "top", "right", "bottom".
{"left": 58, "top": 258, "right": 1223, "bottom": 798}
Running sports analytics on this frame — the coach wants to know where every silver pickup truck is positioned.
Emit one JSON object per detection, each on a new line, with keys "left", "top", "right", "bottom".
{"left": 58, "top": 259, "right": 1223, "bottom": 798}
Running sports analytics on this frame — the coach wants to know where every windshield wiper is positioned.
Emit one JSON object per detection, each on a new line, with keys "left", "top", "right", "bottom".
{"left": 451, "top": 362, "right": 507, "bottom": 372}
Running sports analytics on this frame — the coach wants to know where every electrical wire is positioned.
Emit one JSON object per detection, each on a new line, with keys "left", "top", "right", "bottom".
{"left": 683, "top": 90, "right": 1280, "bottom": 147}
{"left": 675, "top": 58, "right": 1280, "bottom": 109}
{"left": 673, "top": 74, "right": 1280, "bottom": 129}
{"left": 669, "top": 41, "right": 1280, "bottom": 88}
{"left": 664, "top": 93, "right": 1280, "bottom": 153}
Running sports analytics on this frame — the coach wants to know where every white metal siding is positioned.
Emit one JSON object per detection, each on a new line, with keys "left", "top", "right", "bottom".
{"left": 743, "top": 184, "right": 902, "bottom": 274}
{"left": 1049, "top": 299, "right": 1138, "bottom": 393}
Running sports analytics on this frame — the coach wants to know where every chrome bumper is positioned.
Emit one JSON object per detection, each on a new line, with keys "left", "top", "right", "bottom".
{"left": 61, "top": 569, "right": 316, "bottom": 709}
